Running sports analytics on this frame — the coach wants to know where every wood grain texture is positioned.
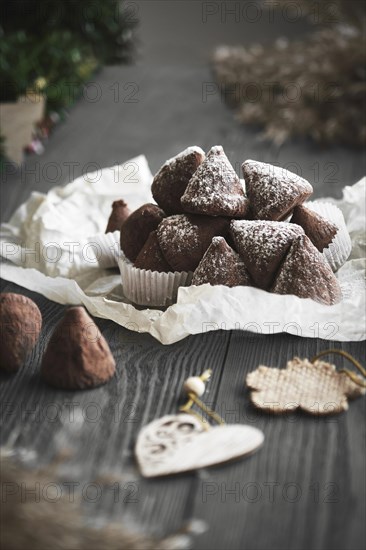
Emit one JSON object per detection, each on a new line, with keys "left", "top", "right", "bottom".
{"left": 191, "top": 332, "right": 366, "bottom": 550}
{"left": 1, "top": 6, "right": 365, "bottom": 546}
{"left": 1, "top": 280, "right": 365, "bottom": 549}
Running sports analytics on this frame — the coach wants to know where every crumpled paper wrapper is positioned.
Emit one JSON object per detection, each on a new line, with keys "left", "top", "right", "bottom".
{"left": 1, "top": 156, "right": 365, "bottom": 344}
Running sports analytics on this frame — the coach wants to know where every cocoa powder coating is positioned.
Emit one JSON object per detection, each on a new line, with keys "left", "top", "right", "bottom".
{"left": 41, "top": 307, "right": 116, "bottom": 390}
{"left": 272, "top": 235, "right": 342, "bottom": 305}
{"left": 0, "top": 293, "right": 42, "bottom": 372}
{"left": 105, "top": 200, "right": 131, "bottom": 233}
{"left": 243, "top": 160, "right": 313, "bottom": 221}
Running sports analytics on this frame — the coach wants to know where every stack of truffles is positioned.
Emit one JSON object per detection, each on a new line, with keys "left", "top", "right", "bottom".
{"left": 115, "top": 146, "right": 349, "bottom": 307}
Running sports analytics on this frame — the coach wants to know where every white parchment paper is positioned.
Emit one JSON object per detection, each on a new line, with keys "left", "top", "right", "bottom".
{"left": 1, "top": 156, "right": 365, "bottom": 344}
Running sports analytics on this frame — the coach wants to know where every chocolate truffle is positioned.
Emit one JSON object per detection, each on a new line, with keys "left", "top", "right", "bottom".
{"left": 0, "top": 293, "right": 42, "bottom": 372}
{"left": 230, "top": 220, "right": 304, "bottom": 289}
{"left": 181, "top": 146, "right": 249, "bottom": 218}
{"left": 105, "top": 200, "right": 131, "bottom": 233}
{"left": 243, "top": 160, "right": 313, "bottom": 220}
{"left": 151, "top": 146, "right": 205, "bottom": 214}
{"left": 41, "top": 307, "right": 116, "bottom": 390}
{"left": 157, "top": 214, "right": 230, "bottom": 272}
{"left": 272, "top": 235, "right": 342, "bottom": 305}
{"left": 192, "top": 236, "right": 252, "bottom": 287}
{"left": 120, "top": 203, "right": 166, "bottom": 262}
{"left": 290, "top": 204, "right": 338, "bottom": 252}
{"left": 134, "top": 231, "right": 173, "bottom": 273}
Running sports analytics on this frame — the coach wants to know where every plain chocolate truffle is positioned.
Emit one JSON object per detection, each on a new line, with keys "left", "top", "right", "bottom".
{"left": 120, "top": 203, "right": 166, "bottom": 262}
{"left": 134, "top": 231, "right": 173, "bottom": 273}
{"left": 290, "top": 204, "right": 338, "bottom": 252}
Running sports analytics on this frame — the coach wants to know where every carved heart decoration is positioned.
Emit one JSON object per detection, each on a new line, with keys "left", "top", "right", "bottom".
{"left": 135, "top": 414, "right": 264, "bottom": 477}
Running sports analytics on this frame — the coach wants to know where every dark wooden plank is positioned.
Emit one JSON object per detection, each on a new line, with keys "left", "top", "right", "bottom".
{"left": 0, "top": 279, "right": 233, "bottom": 537}
{"left": 1, "top": 279, "right": 365, "bottom": 548}
{"left": 190, "top": 331, "right": 366, "bottom": 550}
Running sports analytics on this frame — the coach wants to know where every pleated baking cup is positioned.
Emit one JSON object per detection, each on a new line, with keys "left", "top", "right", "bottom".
{"left": 118, "top": 256, "right": 193, "bottom": 307}
{"left": 305, "top": 201, "right": 352, "bottom": 272}
{"left": 87, "top": 231, "right": 120, "bottom": 269}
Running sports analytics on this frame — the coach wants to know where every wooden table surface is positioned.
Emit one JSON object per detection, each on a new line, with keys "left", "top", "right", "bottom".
{"left": 1, "top": 3, "right": 365, "bottom": 547}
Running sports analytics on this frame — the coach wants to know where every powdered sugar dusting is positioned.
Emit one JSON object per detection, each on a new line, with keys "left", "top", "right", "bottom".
{"left": 163, "top": 146, "right": 205, "bottom": 167}
{"left": 181, "top": 146, "right": 248, "bottom": 217}
{"left": 243, "top": 159, "right": 313, "bottom": 220}
{"left": 157, "top": 214, "right": 229, "bottom": 272}
{"left": 230, "top": 219, "right": 305, "bottom": 289}
{"left": 244, "top": 160, "right": 309, "bottom": 186}
{"left": 209, "top": 145, "right": 225, "bottom": 155}
{"left": 158, "top": 215, "right": 200, "bottom": 254}
{"left": 272, "top": 235, "right": 342, "bottom": 305}
{"left": 156, "top": 214, "right": 201, "bottom": 272}
{"left": 152, "top": 147, "right": 206, "bottom": 214}
{"left": 199, "top": 237, "right": 234, "bottom": 273}
{"left": 193, "top": 236, "right": 251, "bottom": 287}
{"left": 212, "top": 236, "right": 225, "bottom": 245}
{"left": 231, "top": 220, "right": 304, "bottom": 265}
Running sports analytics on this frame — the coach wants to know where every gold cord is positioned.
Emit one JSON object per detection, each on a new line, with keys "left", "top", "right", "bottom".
{"left": 311, "top": 349, "right": 366, "bottom": 388}
{"left": 179, "top": 369, "right": 225, "bottom": 427}
{"left": 188, "top": 393, "right": 225, "bottom": 426}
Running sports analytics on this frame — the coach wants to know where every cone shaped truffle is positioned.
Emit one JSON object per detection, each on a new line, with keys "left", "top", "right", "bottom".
{"left": 0, "top": 293, "right": 42, "bottom": 372}
{"left": 120, "top": 203, "right": 166, "bottom": 262}
{"left": 105, "top": 200, "right": 131, "bottom": 233}
{"left": 272, "top": 235, "right": 342, "bottom": 305}
{"left": 230, "top": 220, "right": 304, "bottom": 289}
{"left": 243, "top": 160, "right": 313, "bottom": 220}
{"left": 181, "top": 146, "right": 249, "bottom": 217}
{"left": 192, "top": 237, "right": 252, "bottom": 287}
{"left": 41, "top": 307, "right": 116, "bottom": 389}
{"left": 134, "top": 231, "right": 173, "bottom": 273}
{"left": 157, "top": 214, "right": 230, "bottom": 272}
{"left": 291, "top": 205, "right": 338, "bottom": 252}
{"left": 152, "top": 146, "right": 205, "bottom": 214}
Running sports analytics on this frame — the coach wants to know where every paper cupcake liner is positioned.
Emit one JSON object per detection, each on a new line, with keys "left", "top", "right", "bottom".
{"left": 118, "top": 255, "right": 193, "bottom": 307}
{"left": 305, "top": 201, "right": 352, "bottom": 272}
{"left": 87, "top": 231, "right": 120, "bottom": 269}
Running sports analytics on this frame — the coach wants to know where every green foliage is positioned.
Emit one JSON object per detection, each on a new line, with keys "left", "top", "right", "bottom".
{"left": 0, "top": 1, "right": 137, "bottom": 105}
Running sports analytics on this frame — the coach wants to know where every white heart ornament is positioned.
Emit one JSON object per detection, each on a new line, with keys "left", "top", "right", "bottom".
{"left": 135, "top": 413, "right": 264, "bottom": 477}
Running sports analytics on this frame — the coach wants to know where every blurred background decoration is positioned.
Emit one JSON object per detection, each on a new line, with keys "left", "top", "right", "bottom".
{"left": 0, "top": 0, "right": 137, "bottom": 164}
{"left": 1, "top": 454, "right": 173, "bottom": 550}
{"left": 213, "top": 0, "right": 366, "bottom": 148}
